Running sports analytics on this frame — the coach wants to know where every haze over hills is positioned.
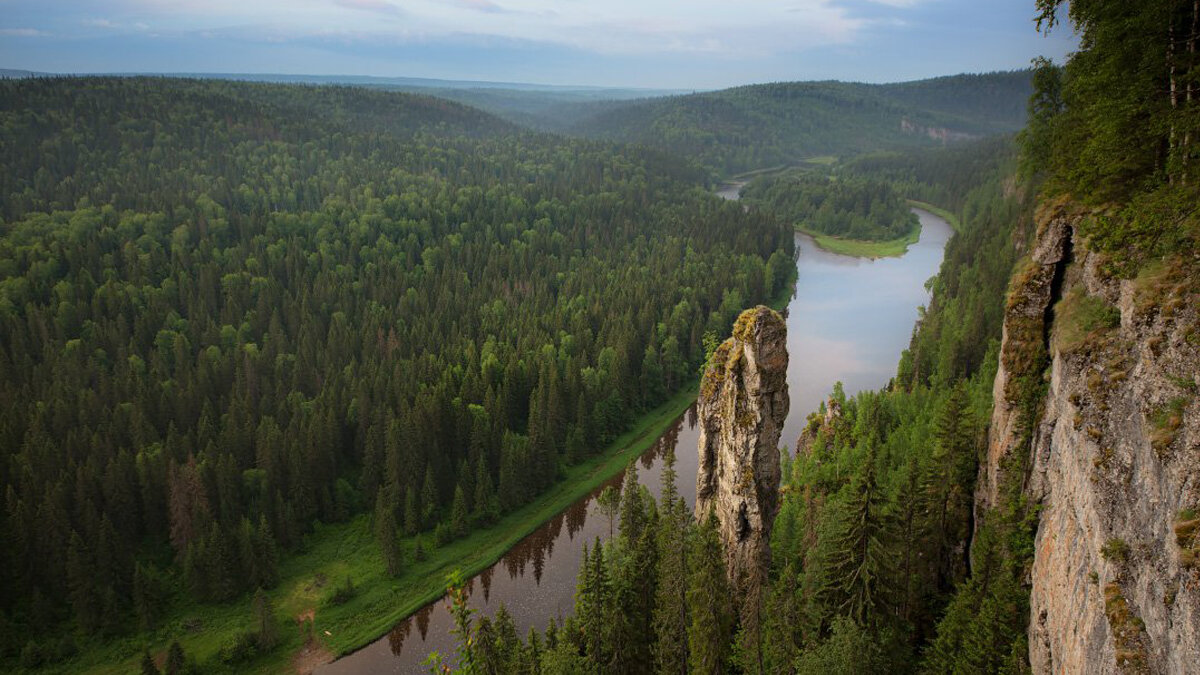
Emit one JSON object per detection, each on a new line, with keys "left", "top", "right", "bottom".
{"left": 560, "top": 71, "right": 1034, "bottom": 174}
{"left": 3, "top": 66, "right": 1035, "bottom": 177}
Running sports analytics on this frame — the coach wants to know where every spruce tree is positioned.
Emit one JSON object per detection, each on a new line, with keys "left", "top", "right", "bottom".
{"left": 687, "top": 514, "right": 733, "bottom": 675}
{"left": 141, "top": 650, "right": 160, "bottom": 675}
{"left": 253, "top": 588, "right": 280, "bottom": 651}
{"left": 164, "top": 641, "right": 186, "bottom": 675}
{"left": 450, "top": 484, "right": 469, "bottom": 539}
{"left": 826, "top": 450, "right": 895, "bottom": 627}
{"left": 653, "top": 449, "right": 690, "bottom": 675}
{"left": 374, "top": 486, "right": 403, "bottom": 577}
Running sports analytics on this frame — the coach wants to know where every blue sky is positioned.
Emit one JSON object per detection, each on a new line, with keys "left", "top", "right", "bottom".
{"left": 0, "top": 0, "right": 1077, "bottom": 89}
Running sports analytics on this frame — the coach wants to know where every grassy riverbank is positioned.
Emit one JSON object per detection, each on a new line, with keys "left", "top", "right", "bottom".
{"left": 796, "top": 220, "right": 921, "bottom": 258}
{"left": 907, "top": 199, "right": 962, "bottom": 233}
{"left": 57, "top": 274, "right": 796, "bottom": 675}
{"left": 55, "top": 386, "right": 697, "bottom": 675}
{"left": 794, "top": 199, "right": 961, "bottom": 259}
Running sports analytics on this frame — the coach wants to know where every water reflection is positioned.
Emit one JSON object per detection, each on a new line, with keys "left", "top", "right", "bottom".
{"left": 318, "top": 208, "right": 952, "bottom": 675}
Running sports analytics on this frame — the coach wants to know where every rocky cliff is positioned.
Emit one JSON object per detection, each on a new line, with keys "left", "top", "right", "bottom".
{"left": 980, "top": 203, "right": 1200, "bottom": 673}
{"left": 696, "top": 305, "right": 789, "bottom": 599}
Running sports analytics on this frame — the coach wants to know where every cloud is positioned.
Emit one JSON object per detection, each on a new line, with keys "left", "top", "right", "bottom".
{"left": 451, "top": 0, "right": 509, "bottom": 13}
{"left": 83, "top": 18, "right": 121, "bottom": 29}
{"left": 104, "top": 0, "right": 862, "bottom": 56}
{"left": 0, "top": 27, "right": 49, "bottom": 37}
{"left": 334, "top": 0, "right": 402, "bottom": 15}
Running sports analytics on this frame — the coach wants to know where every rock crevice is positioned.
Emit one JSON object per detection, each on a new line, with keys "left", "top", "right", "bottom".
{"left": 981, "top": 205, "right": 1200, "bottom": 673}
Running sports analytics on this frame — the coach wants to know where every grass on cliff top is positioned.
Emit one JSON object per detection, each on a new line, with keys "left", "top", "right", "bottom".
{"left": 1051, "top": 286, "right": 1121, "bottom": 354}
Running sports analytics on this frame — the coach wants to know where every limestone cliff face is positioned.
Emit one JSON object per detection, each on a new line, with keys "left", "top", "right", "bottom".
{"left": 981, "top": 205, "right": 1200, "bottom": 674}
{"left": 696, "top": 305, "right": 789, "bottom": 596}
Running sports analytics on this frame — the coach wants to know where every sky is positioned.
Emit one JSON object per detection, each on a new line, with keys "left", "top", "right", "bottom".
{"left": 0, "top": 0, "right": 1078, "bottom": 89}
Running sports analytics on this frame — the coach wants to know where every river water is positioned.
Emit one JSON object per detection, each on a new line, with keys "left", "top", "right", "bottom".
{"left": 318, "top": 201, "right": 954, "bottom": 674}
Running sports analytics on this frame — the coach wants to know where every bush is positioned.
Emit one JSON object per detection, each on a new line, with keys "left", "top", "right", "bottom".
{"left": 54, "top": 634, "right": 78, "bottom": 661}
{"left": 1101, "top": 538, "right": 1130, "bottom": 564}
{"left": 1053, "top": 287, "right": 1120, "bottom": 353}
{"left": 327, "top": 576, "right": 357, "bottom": 606}
{"left": 219, "top": 631, "right": 258, "bottom": 665}
{"left": 20, "top": 640, "right": 45, "bottom": 668}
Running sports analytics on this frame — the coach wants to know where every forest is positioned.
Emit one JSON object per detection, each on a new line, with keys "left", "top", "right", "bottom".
{"left": 422, "top": 131, "right": 1033, "bottom": 674}
{"left": 562, "top": 72, "right": 1033, "bottom": 175}
{"left": 0, "top": 77, "right": 794, "bottom": 670}
{"left": 409, "top": 2, "right": 1200, "bottom": 673}
{"left": 5, "top": 0, "right": 1196, "bottom": 670}
{"left": 739, "top": 173, "right": 919, "bottom": 243}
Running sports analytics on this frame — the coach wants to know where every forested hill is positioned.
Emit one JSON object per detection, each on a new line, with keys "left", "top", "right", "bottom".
{"left": 0, "top": 77, "right": 794, "bottom": 671}
{"left": 560, "top": 71, "right": 1032, "bottom": 175}
{"left": 1, "top": 77, "right": 519, "bottom": 219}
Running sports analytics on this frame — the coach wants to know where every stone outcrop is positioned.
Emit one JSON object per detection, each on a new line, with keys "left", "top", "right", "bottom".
{"left": 794, "top": 396, "right": 841, "bottom": 458}
{"left": 978, "top": 208, "right": 1074, "bottom": 513}
{"left": 980, "top": 204, "right": 1200, "bottom": 673}
{"left": 695, "top": 305, "right": 789, "bottom": 597}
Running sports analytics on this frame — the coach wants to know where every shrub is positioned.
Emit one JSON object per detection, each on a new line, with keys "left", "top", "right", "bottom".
{"left": 1101, "top": 538, "right": 1130, "bottom": 564}
{"left": 328, "top": 576, "right": 357, "bottom": 606}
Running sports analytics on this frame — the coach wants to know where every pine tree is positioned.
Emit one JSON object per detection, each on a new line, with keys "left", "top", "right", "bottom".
{"left": 421, "top": 465, "right": 439, "bottom": 529}
{"left": 133, "top": 562, "right": 166, "bottom": 631}
{"left": 596, "top": 485, "right": 620, "bottom": 539}
{"left": 403, "top": 488, "right": 420, "bottom": 536}
{"left": 574, "top": 540, "right": 612, "bottom": 665}
{"left": 66, "top": 530, "right": 99, "bottom": 634}
{"left": 255, "top": 515, "right": 280, "bottom": 588}
{"left": 618, "top": 461, "right": 648, "bottom": 546}
{"left": 760, "top": 563, "right": 802, "bottom": 673}
{"left": 473, "top": 457, "right": 498, "bottom": 526}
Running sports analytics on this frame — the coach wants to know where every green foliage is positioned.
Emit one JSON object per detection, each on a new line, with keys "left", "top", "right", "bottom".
{"left": 568, "top": 74, "right": 1032, "bottom": 175}
{"left": 1025, "top": 0, "right": 1200, "bottom": 271}
{"left": 1100, "top": 538, "right": 1131, "bottom": 564}
{"left": 0, "top": 75, "right": 792, "bottom": 664}
{"left": 326, "top": 576, "right": 358, "bottom": 607}
{"left": 742, "top": 172, "right": 919, "bottom": 243}
{"left": 1052, "top": 287, "right": 1121, "bottom": 353}
{"left": 793, "top": 616, "right": 889, "bottom": 675}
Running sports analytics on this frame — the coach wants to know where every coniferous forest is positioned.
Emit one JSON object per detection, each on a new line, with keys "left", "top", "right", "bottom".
{"left": 396, "top": 2, "right": 1200, "bottom": 673}
{"left": 740, "top": 173, "right": 919, "bottom": 243}
{"left": 0, "top": 77, "right": 794, "bottom": 669}
{"left": 3, "top": 0, "right": 1198, "bottom": 673}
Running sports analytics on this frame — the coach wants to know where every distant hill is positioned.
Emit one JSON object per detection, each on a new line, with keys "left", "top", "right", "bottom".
{"left": 557, "top": 71, "right": 1032, "bottom": 175}
{"left": 0, "top": 67, "right": 681, "bottom": 129}
{"left": 0, "top": 68, "right": 41, "bottom": 79}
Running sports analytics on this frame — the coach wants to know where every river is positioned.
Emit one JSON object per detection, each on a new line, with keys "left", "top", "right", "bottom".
{"left": 317, "top": 200, "right": 954, "bottom": 674}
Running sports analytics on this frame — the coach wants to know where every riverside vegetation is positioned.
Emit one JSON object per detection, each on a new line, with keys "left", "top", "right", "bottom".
{"left": 422, "top": 1, "right": 1200, "bottom": 671}
{"left": 5, "top": 0, "right": 1198, "bottom": 669}
{"left": 0, "top": 77, "right": 794, "bottom": 672}
{"left": 740, "top": 173, "right": 921, "bottom": 257}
